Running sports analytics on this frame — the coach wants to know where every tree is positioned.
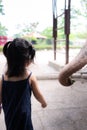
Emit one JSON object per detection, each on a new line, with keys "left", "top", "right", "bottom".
{"left": 80, "top": 0, "right": 87, "bottom": 17}
{"left": 56, "top": 0, "right": 87, "bottom": 40}
{"left": 0, "top": 23, "right": 8, "bottom": 36}
{"left": 70, "top": 0, "right": 87, "bottom": 20}
{"left": 29, "top": 22, "right": 39, "bottom": 33}
{"left": 0, "top": 1, "right": 8, "bottom": 35}
{"left": 16, "top": 22, "right": 39, "bottom": 36}
{"left": 0, "top": 0, "right": 4, "bottom": 15}
{"left": 41, "top": 27, "right": 52, "bottom": 39}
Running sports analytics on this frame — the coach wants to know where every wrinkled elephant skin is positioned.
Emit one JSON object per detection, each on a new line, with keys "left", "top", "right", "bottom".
{"left": 58, "top": 42, "right": 87, "bottom": 86}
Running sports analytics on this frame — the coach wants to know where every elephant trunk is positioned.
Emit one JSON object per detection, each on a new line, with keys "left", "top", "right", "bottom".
{"left": 58, "top": 42, "right": 87, "bottom": 86}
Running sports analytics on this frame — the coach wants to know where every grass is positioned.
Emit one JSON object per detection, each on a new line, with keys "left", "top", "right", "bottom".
{"left": 0, "top": 46, "right": 3, "bottom": 52}
{"left": 33, "top": 43, "right": 82, "bottom": 50}
{"left": 33, "top": 43, "right": 53, "bottom": 50}
{"left": 0, "top": 43, "right": 82, "bottom": 53}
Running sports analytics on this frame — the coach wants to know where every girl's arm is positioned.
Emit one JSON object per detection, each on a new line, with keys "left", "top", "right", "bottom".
{"left": 30, "top": 75, "right": 47, "bottom": 108}
{"left": 0, "top": 79, "right": 2, "bottom": 114}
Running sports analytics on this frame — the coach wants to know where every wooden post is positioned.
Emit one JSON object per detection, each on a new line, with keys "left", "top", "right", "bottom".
{"left": 52, "top": 0, "right": 57, "bottom": 60}
{"left": 53, "top": 17, "right": 57, "bottom": 60}
{"left": 65, "top": 9, "right": 70, "bottom": 64}
{"left": 64, "top": 0, "right": 71, "bottom": 64}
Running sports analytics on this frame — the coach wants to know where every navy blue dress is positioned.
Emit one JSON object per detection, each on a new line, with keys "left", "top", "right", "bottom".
{"left": 2, "top": 73, "right": 34, "bottom": 130}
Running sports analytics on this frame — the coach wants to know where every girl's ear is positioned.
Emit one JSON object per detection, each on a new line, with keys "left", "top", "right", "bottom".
{"left": 25, "top": 61, "right": 30, "bottom": 67}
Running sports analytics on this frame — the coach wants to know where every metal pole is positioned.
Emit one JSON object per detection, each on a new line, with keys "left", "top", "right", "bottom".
{"left": 53, "top": 37, "right": 57, "bottom": 60}
{"left": 65, "top": 9, "right": 70, "bottom": 64}
{"left": 66, "top": 34, "right": 69, "bottom": 64}
{"left": 53, "top": 16, "right": 57, "bottom": 60}
{"left": 64, "top": 0, "right": 71, "bottom": 64}
{"left": 52, "top": 0, "right": 57, "bottom": 60}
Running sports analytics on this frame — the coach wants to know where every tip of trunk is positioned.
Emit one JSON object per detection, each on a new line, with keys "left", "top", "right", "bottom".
{"left": 58, "top": 74, "right": 73, "bottom": 86}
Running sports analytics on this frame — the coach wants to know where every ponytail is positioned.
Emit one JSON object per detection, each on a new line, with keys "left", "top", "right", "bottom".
{"left": 3, "top": 41, "right": 12, "bottom": 57}
{"left": 28, "top": 45, "right": 35, "bottom": 60}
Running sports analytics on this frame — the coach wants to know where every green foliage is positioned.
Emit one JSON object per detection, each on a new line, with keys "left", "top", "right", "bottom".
{"left": 33, "top": 42, "right": 53, "bottom": 50}
{"left": 0, "top": 1, "right": 7, "bottom": 35}
{"left": 33, "top": 42, "right": 82, "bottom": 50}
{"left": 22, "top": 35, "right": 37, "bottom": 44}
{"left": 69, "top": 34, "right": 76, "bottom": 40}
{"left": 29, "top": 22, "right": 39, "bottom": 32}
{"left": 41, "top": 27, "right": 52, "bottom": 38}
{"left": 76, "top": 32, "right": 87, "bottom": 39}
{"left": 58, "top": 30, "right": 65, "bottom": 39}
{"left": 15, "top": 22, "right": 39, "bottom": 36}
{"left": 0, "top": 45, "right": 3, "bottom": 52}
{"left": 71, "top": 0, "right": 87, "bottom": 18}
{"left": 0, "top": 0, "right": 4, "bottom": 15}
{"left": 22, "top": 24, "right": 31, "bottom": 34}
{"left": 80, "top": 0, "right": 87, "bottom": 17}
{"left": 0, "top": 42, "right": 82, "bottom": 52}
{"left": 0, "top": 23, "right": 8, "bottom": 36}
{"left": 58, "top": 16, "right": 65, "bottom": 39}
{"left": 13, "top": 33, "right": 22, "bottom": 38}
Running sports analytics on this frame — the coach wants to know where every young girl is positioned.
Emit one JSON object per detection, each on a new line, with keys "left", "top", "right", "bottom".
{"left": 0, "top": 38, "right": 47, "bottom": 130}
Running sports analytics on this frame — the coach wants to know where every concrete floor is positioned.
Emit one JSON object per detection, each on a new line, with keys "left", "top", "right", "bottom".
{"left": 1, "top": 79, "right": 87, "bottom": 130}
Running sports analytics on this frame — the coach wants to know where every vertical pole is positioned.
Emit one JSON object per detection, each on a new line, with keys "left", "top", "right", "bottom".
{"left": 53, "top": 16, "right": 57, "bottom": 60}
{"left": 53, "top": 37, "right": 57, "bottom": 60}
{"left": 65, "top": 9, "right": 70, "bottom": 64}
{"left": 66, "top": 34, "right": 69, "bottom": 64}
{"left": 64, "top": 0, "right": 71, "bottom": 64}
{"left": 52, "top": 0, "right": 57, "bottom": 60}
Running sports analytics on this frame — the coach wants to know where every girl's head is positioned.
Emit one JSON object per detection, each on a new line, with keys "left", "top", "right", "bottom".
{"left": 3, "top": 38, "right": 35, "bottom": 77}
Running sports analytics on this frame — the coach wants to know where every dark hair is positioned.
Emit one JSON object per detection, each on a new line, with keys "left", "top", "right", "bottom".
{"left": 3, "top": 38, "right": 35, "bottom": 77}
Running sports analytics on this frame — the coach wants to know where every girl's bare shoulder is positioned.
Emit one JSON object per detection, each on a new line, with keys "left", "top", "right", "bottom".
{"left": 28, "top": 72, "right": 37, "bottom": 86}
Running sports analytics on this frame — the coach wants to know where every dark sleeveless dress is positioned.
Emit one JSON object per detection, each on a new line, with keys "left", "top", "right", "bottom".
{"left": 2, "top": 73, "right": 34, "bottom": 130}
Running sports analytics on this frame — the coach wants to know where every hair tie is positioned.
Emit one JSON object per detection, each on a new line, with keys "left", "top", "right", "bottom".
{"left": 7, "top": 41, "right": 12, "bottom": 48}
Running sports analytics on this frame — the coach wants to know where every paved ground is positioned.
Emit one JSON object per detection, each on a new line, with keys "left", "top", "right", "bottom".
{"left": 0, "top": 49, "right": 87, "bottom": 130}
{"left": 1, "top": 79, "right": 87, "bottom": 130}
{"left": 33, "top": 79, "right": 87, "bottom": 130}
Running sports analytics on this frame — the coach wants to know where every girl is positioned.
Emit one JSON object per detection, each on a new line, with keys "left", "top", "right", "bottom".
{"left": 0, "top": 38, "right": 47, "bottom": 130}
